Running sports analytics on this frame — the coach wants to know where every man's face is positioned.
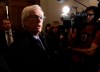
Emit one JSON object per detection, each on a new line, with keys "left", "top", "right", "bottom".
{"left": 3, "top": 19, "right": 11, "bottom": 30}
{"left": 86, "top": 10, "right": 95, "bottom": 23}
{"left": 25, "top": 9, "right": 45, "bottom": 35}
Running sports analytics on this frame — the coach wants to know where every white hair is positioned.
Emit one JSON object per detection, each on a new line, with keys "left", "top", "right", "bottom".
{"left": 21, "top": 4, "right": 44, "bottom": 27}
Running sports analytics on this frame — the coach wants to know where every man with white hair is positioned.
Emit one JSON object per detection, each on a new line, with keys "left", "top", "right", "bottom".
{"left": 9, "top": 4, "right": 51, "bottom": 72}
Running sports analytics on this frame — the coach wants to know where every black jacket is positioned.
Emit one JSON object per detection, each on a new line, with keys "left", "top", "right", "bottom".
{"left": 9, "top": 31, "right": 51, "bottom": 72}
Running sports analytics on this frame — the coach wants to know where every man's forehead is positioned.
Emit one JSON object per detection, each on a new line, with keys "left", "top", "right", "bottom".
{"left": 29, "top": 9, "right": 44, "bottom": 15}
{"left": 3, "top": 20, "right": 10, "bottom": 23}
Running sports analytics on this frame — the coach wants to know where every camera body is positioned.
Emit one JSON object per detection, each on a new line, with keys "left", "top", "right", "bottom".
{"left": 73, "top": 12, "right": 87, "bottom": 19}
{"left": 72, "top": 12, "right": 88, "bottom": 29}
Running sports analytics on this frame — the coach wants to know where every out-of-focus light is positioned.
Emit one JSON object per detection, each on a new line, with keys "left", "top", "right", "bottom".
{"left": 6, "top": 5, "right": 9, "bottom": 18}
{"left": 61, "top": 6, "right": 70, "bottom": 20}
{"left": 62, "top": 6, "right": 70, "bottom": 14}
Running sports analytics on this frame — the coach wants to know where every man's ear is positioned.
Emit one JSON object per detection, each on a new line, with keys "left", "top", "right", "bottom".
{"left": 22, "top": 19, "right": 28, "bottom": 28}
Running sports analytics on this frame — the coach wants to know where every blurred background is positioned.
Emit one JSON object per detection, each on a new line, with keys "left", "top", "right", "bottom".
{"left": 0, "top": 0, "right": 99, "bottom": 31}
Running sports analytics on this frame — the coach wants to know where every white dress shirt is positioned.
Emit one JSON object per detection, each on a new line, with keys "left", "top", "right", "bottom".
{"left": 5, "top": 29, "right": 14, "bottom": 46}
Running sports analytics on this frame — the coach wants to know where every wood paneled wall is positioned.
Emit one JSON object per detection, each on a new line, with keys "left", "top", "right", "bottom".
{"left": 0, "top": 2, "right": 6, "bottom": 31}
{"left": 0, "top": 0, "right": 40, "bottom": 31}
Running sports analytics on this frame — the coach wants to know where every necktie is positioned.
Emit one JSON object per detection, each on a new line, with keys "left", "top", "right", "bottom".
{"left": 6, "top": 31, "right": 11, "bottom": 47}
{"left": 36, "top": 38, "right": 45, "bottom": 50}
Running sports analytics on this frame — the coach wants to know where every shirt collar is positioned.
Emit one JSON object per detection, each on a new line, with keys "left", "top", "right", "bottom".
{"left": 33, "top": 35, "right": 39, "bottom": 39}
{"left": 5, "top": 29, "right": 12, "bottom": 33}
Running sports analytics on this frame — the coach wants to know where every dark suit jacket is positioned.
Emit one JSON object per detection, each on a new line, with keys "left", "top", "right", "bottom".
{"left": 0, "top": 54, "right": 11, "bottom": 72}
{"left": 0, "top": 30, "right": 17, "bottom": 58}
{"left": 9, "top": 30, "right": 51, "bottom": 72}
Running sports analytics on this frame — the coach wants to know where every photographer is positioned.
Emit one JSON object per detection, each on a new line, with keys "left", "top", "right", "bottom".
{"left": 69, "top": 6, "right": 100, "bottom": 72}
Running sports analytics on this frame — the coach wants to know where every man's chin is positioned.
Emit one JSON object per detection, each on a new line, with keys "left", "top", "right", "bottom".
{"left": 33, "top": 30, "right": 42, "bottom": 34}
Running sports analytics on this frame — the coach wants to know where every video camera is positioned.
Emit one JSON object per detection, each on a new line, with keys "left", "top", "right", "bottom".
{"left": 73, "top": 12, "right": 87, "bottom": 19}
{"left": 72, "top": 11, "right": 88, "bottom": 29}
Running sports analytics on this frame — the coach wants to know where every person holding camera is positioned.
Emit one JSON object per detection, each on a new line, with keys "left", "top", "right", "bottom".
{"left": 69, "top": 6, "right": 100, "bottom": 72}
